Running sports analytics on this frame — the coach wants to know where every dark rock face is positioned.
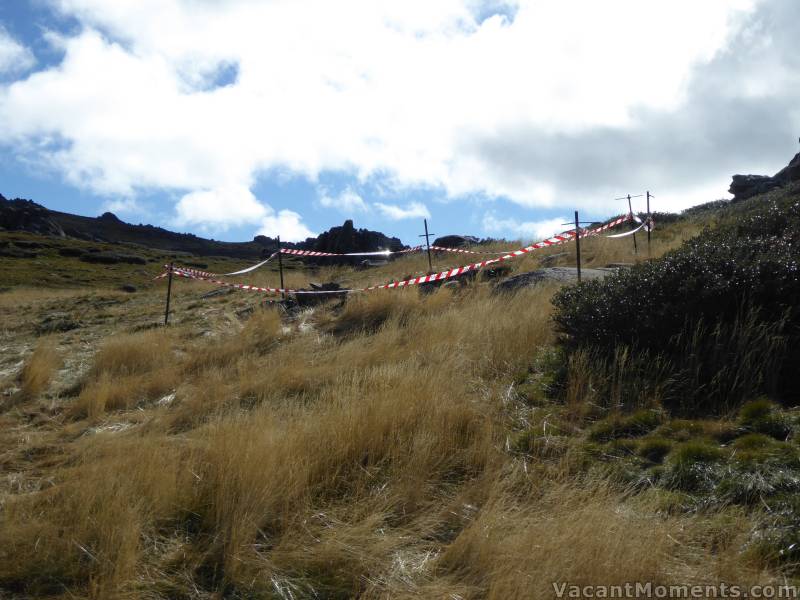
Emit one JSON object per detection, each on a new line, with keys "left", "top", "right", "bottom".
{"left": 773, "top": 152, "right": 800, "bottom": 184}
{"left": 98, "top": 212, "right": 122, "bottom": 223}
{"left": 0, "top": 196, "right": 66, "bottom": 236}
{"left": 305, "top": 220, "right": 404, "bottom": 254}
{"left": 729, "top": 175, "right": 781, "bottom": 201}
{"left": 729, "top": 152, "right": 800, "bottom": 201}
{"left": 432, "top": 234, "right": 480, "bottom": 248}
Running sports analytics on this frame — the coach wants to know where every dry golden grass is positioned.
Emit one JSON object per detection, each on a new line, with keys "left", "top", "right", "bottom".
{"left": 16, "top": 338, "right": 62, "bottom": 399}
{"left": 0, "top": 216, "right": 783, "bottom": 598}
{"left": 435, "top": 482, "right": 772, "bottom": 599}
{"left": 69, "top": 328, "right": 181, "bottom": 419}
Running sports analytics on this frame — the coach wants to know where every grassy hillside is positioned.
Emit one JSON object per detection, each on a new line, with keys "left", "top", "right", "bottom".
{"left": 1, "top": 191, "right": 798, "bottom": 598}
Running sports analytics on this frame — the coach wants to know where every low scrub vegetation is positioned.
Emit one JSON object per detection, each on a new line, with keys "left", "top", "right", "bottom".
{"left": 554, "top": 188, "right": 800, "bottom": 414}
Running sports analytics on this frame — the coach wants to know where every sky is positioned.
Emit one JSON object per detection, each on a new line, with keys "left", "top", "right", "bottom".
{"left": 0, "top": 1, "right": 798, "bottom": 245}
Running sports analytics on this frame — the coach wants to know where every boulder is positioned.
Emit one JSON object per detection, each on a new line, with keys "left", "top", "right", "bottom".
{"left": 296, "top": 282, "right": 348, "bottom": 308}
{"left": 728, "top": 174, "right": 781, "bottom": 201}
{"left": 494, "top": 267, "right": 617, "bottom": 293}
{"left": 729, "top": 152, "right": 800, "bottom": 201}
{"left": 36, "top": 313, "right": 80, "bottom": 334}
{"left": 432, "top": 234, "right": 480, "bottom": 248}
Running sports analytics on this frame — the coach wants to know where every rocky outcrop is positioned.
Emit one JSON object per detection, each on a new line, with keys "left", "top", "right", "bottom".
{"left": 729, "top": 152, "right": 800, "bottom": 201}
{"left": 304, "top": 220, "right": 404, "bottom": 254}
{"left": 0, "top": 195, "right": 66, "bottom": 237}
{"left": 773, "top": 151, "right": 800, "bottom": 184}
{"left": 432, "top": 234, "right": 480, "bottom": 248}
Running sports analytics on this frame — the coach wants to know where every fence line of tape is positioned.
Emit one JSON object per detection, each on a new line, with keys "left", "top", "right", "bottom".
{"left": 157, "top": 213, "right": 634, "bottom": 295}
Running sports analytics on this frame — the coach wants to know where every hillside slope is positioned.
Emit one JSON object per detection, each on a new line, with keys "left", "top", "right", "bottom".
{"left": 0, "top": 196, "right": 405, "bottom": 259}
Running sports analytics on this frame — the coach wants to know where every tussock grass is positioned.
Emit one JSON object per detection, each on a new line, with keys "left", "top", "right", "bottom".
{"left": 436, "top": 483, "right": 764, "bottom": 597}
{"left": 70, "top": 328, "right": 180, "bottom": 419}
{"left": 183, "top": 307, "right": 282, "bottom": 372}
{"left": 0, "top": 438, "right": 196, "bottom": 598}
{"left": 0, "top": 211, "right": 792, "bottom": 597}
{"left": 17, "top": 338, "right": 61, "bottom": 399}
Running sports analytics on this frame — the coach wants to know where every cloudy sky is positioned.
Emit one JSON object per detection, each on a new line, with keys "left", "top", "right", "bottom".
{"left": 0, "top": 0, "right": 798, "bottom": 244}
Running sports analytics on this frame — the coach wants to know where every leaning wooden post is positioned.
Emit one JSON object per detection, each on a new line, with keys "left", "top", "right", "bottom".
{"left": 164, "top": 262, "right": 173, "bottom": 326}
{"left": 646, "top": 190, "right": 652, "bottom": 257}
{"left": 423, "top": 218, "right": 433, "bottom": 273}
{"left": 276, "top": 235, "right": 285, "bottom": 300}
{"left": 627, "top": 194, "right": 638, "bottom": 254}
{"left": 574, "top": 210, "right": 582, "bottom": 283}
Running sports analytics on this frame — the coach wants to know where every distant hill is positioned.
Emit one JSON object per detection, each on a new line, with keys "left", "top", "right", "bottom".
{"left": 0, "top": 196, "right": 405, "bottom": 259}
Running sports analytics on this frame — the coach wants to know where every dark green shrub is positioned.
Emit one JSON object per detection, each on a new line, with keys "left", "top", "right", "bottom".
{"left": 738, "top": 399, "right": 792, "bottom": 441}
{"left": 739, "top": 398, "right": 774, "bottom": 422}
{"left": 553, "top": 191, "right": 800, "bottom": 414}
{"left": 669, "top": 441, "right": 725, "bottom": 465}
{"left": 606, "top": 438, "right": 638, "bottom": 457}
{"left": 637, "top": 437, "right": 673, "bottom": 463}
{"left": 588, "top": 409, "right": 662, "bottom": 442}
{"left": 662, "top": 441, "right": 725, "bottom": 492}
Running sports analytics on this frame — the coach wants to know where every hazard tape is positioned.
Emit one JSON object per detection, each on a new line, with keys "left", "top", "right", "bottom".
{"left": 160, "top": 213, "right": 634, "bottom": 295}
{"left": 279, "top": 246, "right": 422, "bottom": 258}
{"left": 170, "top": 267, "right": 349, "bottom": 295}
{"left": 164, "top": 253, "right": 278, "bottom": 279}
{"left": 428, "top": 246, "right": 510, "bottom": 255}
{"left": 605, "top": 220, "right": 647, "bottom": 238}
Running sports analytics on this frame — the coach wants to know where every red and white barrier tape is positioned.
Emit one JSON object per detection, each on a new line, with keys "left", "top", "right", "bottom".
{"left": 159, "top": 213, "right": 634, "bottom": 295}
{"left": 170, "top": 267, "right": 349, "bottom": 295}
{"left": 279, "top": 246, "right": 422, "bottom": 258}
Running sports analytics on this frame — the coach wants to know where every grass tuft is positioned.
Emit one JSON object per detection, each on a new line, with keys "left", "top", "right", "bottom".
{"left": 17, "top": 338, "right": 61, "bottom": 400}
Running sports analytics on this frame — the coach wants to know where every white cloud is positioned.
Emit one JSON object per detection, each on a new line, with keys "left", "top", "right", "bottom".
{"left": 101, "top": 198, "right": 142, "bottom": 215}
{"left": 374, "top": 201, "right": 431, "bottom": 220}
{"left": 0, "top": 0, "right": 775, "bottom": 225}
{"left": 175, "top": 185, "right": 267, "bottom": 228}
{"left": 257, "top": 209, "right": 316, "bottom": 242}
{"left": 483, "top": 212, "right": 567, "bottom": 240}
{"left": 319, "top": 187, "right": 368, "bottom": 213}
{"left": 0, "top": 27, "right": 36, "bottom": 75}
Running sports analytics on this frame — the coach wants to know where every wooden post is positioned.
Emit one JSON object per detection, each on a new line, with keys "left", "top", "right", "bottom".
{"left": 646, "top": 190, "right": 652, "bottom": 257}
{"left": 164, "top": 262, "right": 173, "bottom": 326}
{"left": 627, "top": 194, "right": 638, "bottom": 254}
{"left": 276, "top": 235, "right": 285, "bottom": 300}
{"left": 574, "top": 210, "right": 582, "bottom": 283}
{"left": 419, "top": 218, "right": 434, "bottom": 273}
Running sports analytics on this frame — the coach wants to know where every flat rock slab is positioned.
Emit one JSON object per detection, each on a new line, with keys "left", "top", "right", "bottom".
{"left": 494, "top": 267, "right": 620, "bottom": 293}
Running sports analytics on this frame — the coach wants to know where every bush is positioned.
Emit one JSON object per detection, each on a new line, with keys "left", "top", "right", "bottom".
{"left": 737, "top": 399, "right": 792, "bottom": 441}
{"left": 637, "top": 438, "right": 673, "bottom": 464}
{"left": 588, "top": 409, "right": 663, "bottom": 442}
{"left": 663, "top": 441, "right": 725, "bottom": 492}
{"left": 553, "top": 192, "right": 800, "bottom": 414}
